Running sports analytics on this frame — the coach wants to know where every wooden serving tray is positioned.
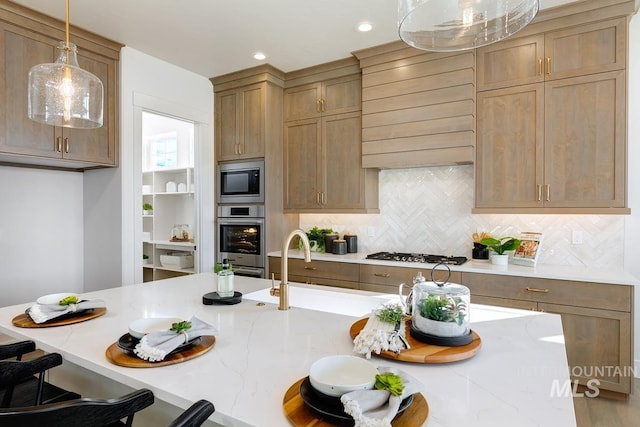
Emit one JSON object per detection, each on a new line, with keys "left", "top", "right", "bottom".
{"left": 105, "top": 335, "right": 216, "bottom": 368}
{"left": 349, "top": 317, "right": 481, "bottom": 363}
{"left": 12, "top": 308, "right": 107, "bottom": 328}
{"left": 283, "top": 377, "right": 428, "bottom": 427}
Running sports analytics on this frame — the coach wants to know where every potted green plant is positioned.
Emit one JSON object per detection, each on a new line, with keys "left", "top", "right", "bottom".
{"left": 143, "top": 253, "right": 150, "bottom": 265}
{"left": 303, "top": 226, "right": 334, "bottom": 252}
{"left": 415, "top": 294, "right": 468, "bottom": 337}
{"left": 142, "top": 203, "right": 153, "bottom": 215}
{"left": 480, "top": 236, "right": 521, "bottom": 265}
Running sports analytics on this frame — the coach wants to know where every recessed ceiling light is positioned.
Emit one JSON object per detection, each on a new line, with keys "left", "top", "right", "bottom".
{"left": 253, "top": 52, "right": 266, "bottom": 60}
{"left": 358, "top": 22, "right": 373, "bottom": 32}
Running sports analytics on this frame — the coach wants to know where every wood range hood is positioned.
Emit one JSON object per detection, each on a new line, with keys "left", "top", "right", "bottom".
{"left": 354, "top": 40, "right": 475, "bottom": 170}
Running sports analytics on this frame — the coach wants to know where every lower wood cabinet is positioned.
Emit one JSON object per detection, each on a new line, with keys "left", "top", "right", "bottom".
{"left": 461, "top": 272, "right": 633, "bottom": 396}
{"left": 359, "top": 264, "right": 461, "bottom": 294}
{"left": 268, "top": 257, "right": 359, "bottom": 289}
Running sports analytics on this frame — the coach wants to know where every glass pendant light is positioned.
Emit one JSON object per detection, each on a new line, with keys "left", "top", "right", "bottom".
{"left": 398, "top": 0, "right": 540, "bottom": 52}
{"left": 28, "top": 0, "right": 103, "bottom": 128}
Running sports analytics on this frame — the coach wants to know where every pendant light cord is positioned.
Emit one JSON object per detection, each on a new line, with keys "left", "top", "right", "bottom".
{"left": 65, "top": 0, "right": 70, "bottom": 63}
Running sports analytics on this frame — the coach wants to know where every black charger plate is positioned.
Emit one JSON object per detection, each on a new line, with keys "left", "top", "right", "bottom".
{"left": 117, "top": 333, "right": 200, "bottom": 355}
{"left": 202, "top": 291, "right": 243, "bottom": 305}
{"left": 409, "top": 324, "right": 474, "bottom": 347}
{"left": 298, "top": 377, "right": 413, "bottom": 425}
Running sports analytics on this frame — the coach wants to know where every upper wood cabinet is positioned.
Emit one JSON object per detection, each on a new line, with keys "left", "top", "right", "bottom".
{"left": 475, "top": 13, "right": 629, "bottom": 213}
{"left": 0, "top": 4, "right": 120, "bottom": 170}
{"left": 215, "top": 83, "right": 265, "bottom": 161}
{"left": 283, "top": 65, "right": 378, "bottom": 213}
{"left": 477, "top": 18, "right": 626, "bottom": 91}
{"left": 284, "top": 110, "right": 379, "bottom": 213}
{"left": 283, "top": 74, "right": 361, "bottom": 121}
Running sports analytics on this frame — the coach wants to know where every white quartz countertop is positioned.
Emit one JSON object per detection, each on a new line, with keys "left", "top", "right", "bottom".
{"left": 269, "top": 250, "right": 640, "bottom": 286}
{"left": 0, "top": 274, "right": 576, "bottom": 426}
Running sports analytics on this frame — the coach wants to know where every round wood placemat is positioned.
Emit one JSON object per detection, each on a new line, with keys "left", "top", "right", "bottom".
{"left": 12, "top": 308, "right": 107, "bottom": 328}
{"left": 105, "top": 335, "right": 216, "bottom": 368}
{"left": 283, "top": 377, "right": 428, "bottom": 427}
{"left": 349, "top": 317, "right": 481, "bottom": 363}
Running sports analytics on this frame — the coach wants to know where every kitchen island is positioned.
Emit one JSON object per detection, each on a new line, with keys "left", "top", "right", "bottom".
{"left": 0, "top": 273, "right": 575, "bottom": 426}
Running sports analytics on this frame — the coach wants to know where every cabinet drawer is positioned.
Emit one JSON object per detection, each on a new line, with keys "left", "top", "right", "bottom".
{"left": 471, "top": 295, "right": 538, "bottom": 311}
{"left": 360, "top": 264, "right": 461, "bottom": 287}
{"left": 269, "top": 257, "right": 358, "bottom": 282}
{"left": 461, "top": 273, "right": 631, "bottom": 312}
{"left": 288, "top": 259, "right": 358, "bottom": 281}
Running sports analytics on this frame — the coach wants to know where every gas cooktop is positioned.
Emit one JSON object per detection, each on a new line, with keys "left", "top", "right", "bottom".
{"left": 366, "top": 252, "right": 468, "bottom": 265}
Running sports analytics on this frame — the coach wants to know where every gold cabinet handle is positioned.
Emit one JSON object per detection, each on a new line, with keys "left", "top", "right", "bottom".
{"left": 304, "top": 266, "right": 317, "bottom": 271}
{"left": 64, "top": 137, "right": 70, "bottom": 154}
{"left": 316, "top": 99, "right": 321, "bottom": 113}
{"left": 374, "top": 273, "right": 391, "bottom": 278}
{"left": 238, "top": 143, "right": 243, "bottom": 155}
{"left": 321, "top": 98, "right": 325, "bottom": 112}
{"left": 545, "top": 184, "right": 550, "bottom": 202}
{"left": 55, "top": 136, "right": 62, "bottom": 152}
{"left": 537, "top": 184, "right": 542, "bottom": 201}
{"left": 546, "top": 57, "right": 551, "bottom": 75}
{"left": 526, "top": 287, "right": 550, "bottom": 293}
{"left": 316, "top": 192, "right": 320, "bottom": 205}
{"left": 537, "top": 59, "right": 543, "bottom": 76}
{"left": 321, "top": 192, "right": 326, "bottom": 205}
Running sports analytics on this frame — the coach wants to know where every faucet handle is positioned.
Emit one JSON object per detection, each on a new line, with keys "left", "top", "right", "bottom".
{"left": 270, "top": 273, "right": 280, "bottom": 297}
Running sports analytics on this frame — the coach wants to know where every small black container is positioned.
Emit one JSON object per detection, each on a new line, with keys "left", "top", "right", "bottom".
{"left": 472, "top": 242, "right": 490, "bottom": 260}
{"left": 324, "top": 233, "right": 339, "bottom": 254}
{"left": 344, "top": 234, "right": 358, "bottom": 253}
{"left": 332, "top": 239, "right": 347, "bottom": 255}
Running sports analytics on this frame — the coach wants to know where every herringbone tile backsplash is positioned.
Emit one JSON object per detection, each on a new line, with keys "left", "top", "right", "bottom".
{"left": 300, "top": 165, "right": 624, "bottom": 269}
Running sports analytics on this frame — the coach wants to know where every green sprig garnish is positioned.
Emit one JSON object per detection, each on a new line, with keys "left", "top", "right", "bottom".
{"left": 170, "top": 321, "right": 192, "bottom": 332}
{"left": 374, "top": 372, "right": 405, "bottom": 396}
{"left": 59, "top": 295, "right": 79, "bottom": 306}
{"left": 375, "top": 303, "right": 404, "bottom": 324}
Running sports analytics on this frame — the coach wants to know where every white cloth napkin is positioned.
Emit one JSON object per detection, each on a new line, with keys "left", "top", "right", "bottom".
{"left": 27, "top": 300, "right": 106, "bottom": 324}
{"left": 134, "top": 316, "right": 218, "bottom": 362}
{"left": 352, "top": 310, "right": 408, "bottom": 359}
{"left": 340, "top": 367, "right": 422, "bottom": 427}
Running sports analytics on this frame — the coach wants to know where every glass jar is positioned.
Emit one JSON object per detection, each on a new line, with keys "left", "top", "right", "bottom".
{"left": 411, "top": 276, "right": 470, "bottom": 338}
{"left": 170, "top": 224, "right": 191, "bottom": 241}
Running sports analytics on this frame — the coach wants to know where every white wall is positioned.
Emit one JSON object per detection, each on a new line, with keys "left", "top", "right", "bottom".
{"left": 0, "top": 166, "right": 83, "bottom": 306}
{"left": 119, "top": 47, "right": 214, "bottom": 286}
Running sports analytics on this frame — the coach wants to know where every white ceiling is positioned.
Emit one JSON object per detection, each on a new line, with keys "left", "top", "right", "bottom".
{"left": 11, "top": 0, "right": 580, "bottom": 78}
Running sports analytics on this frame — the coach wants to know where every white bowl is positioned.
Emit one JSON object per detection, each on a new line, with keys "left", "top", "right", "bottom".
{"left": 309, "top": 355, "right": 378, "bottom": 397}
{"left": 128, "top": 317, "right": 182, "bottom": 339}
{"left": 36, "top": 293, "right": 80, "bottom": 305}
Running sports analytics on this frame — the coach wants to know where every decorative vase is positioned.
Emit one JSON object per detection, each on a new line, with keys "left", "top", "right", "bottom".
{"left": 491, "top": 254, "right": 509, "bottom": 265}
{"left": 472, "top": 242, "right": 489, "bottom": 260}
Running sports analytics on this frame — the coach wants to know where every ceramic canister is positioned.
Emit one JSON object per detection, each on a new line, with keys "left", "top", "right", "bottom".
{"left": 344, "top": 234, "right": 358, "bottom": 253}
{"left": 332, "top": 239, "right": 347, "bottom": 255}
{"left": 324, "top": 233, "right": 339, "bottom": 254}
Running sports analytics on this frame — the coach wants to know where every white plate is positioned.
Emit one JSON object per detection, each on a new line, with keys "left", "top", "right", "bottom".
{"left": 128, "top": 317, "right": 182, "bottom": 339}
{"left": 36, "top": 293, "right": 80, "bottom": 305}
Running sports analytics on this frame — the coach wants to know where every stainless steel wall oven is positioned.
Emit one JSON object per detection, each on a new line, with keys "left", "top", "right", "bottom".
{"left": 217, "top": 205, "right": 265, "bottom": 278}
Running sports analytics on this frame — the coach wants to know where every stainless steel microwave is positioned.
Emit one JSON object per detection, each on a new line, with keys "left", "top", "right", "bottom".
{"left": 217, "top": 160, "right": 264, "bottom": 204}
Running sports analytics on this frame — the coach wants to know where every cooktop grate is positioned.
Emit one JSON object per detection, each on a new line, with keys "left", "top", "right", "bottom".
{"left": 366, "top": 252, "right": 468, "bottom": 265}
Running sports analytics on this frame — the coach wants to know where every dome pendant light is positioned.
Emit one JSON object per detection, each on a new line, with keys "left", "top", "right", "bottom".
{"left": 28, "top": 0, "right": 103, "bottom": 128}
{"left": 398, "top": 0, "right": 540, "bottom": 52}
